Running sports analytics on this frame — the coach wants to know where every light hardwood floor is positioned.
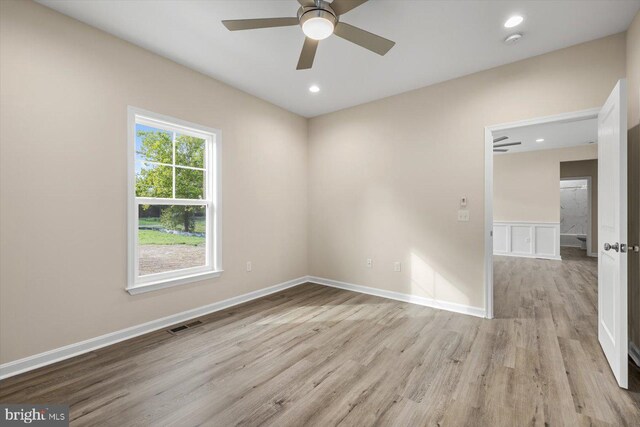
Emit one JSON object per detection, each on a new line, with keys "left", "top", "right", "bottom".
{"left": 1, "top": 247, "right": 639, "bottom": 425}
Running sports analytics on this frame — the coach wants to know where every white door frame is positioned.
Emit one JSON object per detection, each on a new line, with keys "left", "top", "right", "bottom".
{"left": 484, "top": 107, "right": 601, "bottom": 319}
{"left": 560, "top": 176, "right": 593, "bottom": 257}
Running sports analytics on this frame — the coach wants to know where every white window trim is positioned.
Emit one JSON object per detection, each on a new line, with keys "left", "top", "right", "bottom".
{"left": 126, "top": 106, "right": 222, "bottom": 295}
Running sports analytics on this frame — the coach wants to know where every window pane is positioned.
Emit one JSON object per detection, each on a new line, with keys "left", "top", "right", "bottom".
{"left": 175, "top": 134, "right": 205, "bottom": 169}
{"left": 136, "top": 162, "right": 173, "bottom": 198}
{"left": 136, "top": 124, "right": 173, "bottom": 164}
{"left": 175, "top": 167, "right": 204, "bottom": 199}
{"left": 138, "top": 204, "right": 206, "bottom": 276}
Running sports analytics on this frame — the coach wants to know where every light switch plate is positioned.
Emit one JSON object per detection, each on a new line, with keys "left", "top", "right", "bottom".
{"left": 458, "top": 210, "right": 470, "bottom": 221}
{"left": 394, "top": 262, "right": 401, "bottom": 272}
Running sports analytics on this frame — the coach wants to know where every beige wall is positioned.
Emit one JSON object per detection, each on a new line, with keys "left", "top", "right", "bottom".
{"left": 494, "top": 148, "right": 600, "bottom": 256}
{"left": 494, "top": 145, "right": 597, "bottom": 224}
{"left": 628, "top": 11, "right": 640, "bottom": 129}
{"left": 626, "top": 11, "right": 640, "bottom": 351}
{"left": 560, "top": 159, "right": 599, "bottom": 255}
{"left": 0, "top": 1, "right": 308, "bottom": 364}
{"left": 1, "top": 0, "right": 636, "bottom": 367}
{"left": 308, "top": 34, "right": 625, "bottom": 310}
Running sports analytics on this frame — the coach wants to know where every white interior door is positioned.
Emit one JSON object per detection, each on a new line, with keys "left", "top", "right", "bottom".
{"left": 598, "top": 79, "right": 628, "bottom": 389}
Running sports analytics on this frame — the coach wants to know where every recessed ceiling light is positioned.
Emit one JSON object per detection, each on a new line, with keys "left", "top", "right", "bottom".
{"left": 536, "top": 138, "right": 545, "bottom": 143}
{"left": 504, "top": 15, "right": 524, "bottom": 28}
{"left": 504, "top": 33, "right": 523, "bottom": 44}
{"left": 309, "top": 85, "right": 320, "bottom": 93}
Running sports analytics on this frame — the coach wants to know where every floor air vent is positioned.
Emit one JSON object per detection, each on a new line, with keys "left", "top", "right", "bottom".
{"left": 168, "top": 320, "right": 203, "bottom": 335}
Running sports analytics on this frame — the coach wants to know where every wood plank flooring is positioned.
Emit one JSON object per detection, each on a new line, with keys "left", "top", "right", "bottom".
{"left": 1, "top": 247, "right": 639, "bottom": 425}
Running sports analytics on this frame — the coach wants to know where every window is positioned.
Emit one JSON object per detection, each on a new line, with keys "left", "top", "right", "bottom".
{"left": 127, "top": 107, "right": 221, "bottom": 294}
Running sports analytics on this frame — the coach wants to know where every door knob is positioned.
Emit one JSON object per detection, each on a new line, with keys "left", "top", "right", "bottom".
{"left": 631, "top": 244, "right": 640, "bottom": 253}
{"left": 604, "top": 242, "right": 619, "bottom": 252}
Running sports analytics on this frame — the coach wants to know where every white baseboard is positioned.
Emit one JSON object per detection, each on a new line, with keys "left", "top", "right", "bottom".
{"left": 307, "top": 276, "right": 486, "bottom": 319}
{"left": 0, "top": 276, "right": 308, "bottom": 380}
{"left": 630, "top": 341, "right": 640, "bottom": 368}
{"left": 1, "top": 275, "right": 488, "bottom": 380}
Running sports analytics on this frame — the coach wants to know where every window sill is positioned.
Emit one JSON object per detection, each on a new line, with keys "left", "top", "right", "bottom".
{"left": 126, "top": 270, "right": 223, "bottom": 295}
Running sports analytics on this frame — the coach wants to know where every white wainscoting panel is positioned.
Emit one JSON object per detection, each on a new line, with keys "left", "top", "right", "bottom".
{"left": 511, "top": 226, "right": 533, "bottom": 255}
{"left": 493, "top": 225, "right": 508, "bottom": 253}
{"left": 493, "top": 222, "right": 561, "bottom": 260}
{"left": 535, "top": 227, "right": 557, "bottom": 257}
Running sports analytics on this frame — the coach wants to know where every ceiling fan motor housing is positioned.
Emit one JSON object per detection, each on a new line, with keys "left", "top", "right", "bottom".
{"left": 297, "top": 1, "right": 338, "bottom": 29}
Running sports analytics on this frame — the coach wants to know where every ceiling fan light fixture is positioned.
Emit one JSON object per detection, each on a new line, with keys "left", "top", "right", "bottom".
{"left": 302, "top": 16, "right": 335, "bottom": 40}
{"left": 221, "top": 0, "right": 396, "bottom": 70}
{"left": 298, "top": 6, "right": 337, "bottom": 41}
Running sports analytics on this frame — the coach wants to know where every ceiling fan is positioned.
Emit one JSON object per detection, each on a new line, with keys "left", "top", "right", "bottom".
{"left": 492, "top": 136, "right": 522, "bottom": 153}
{"left": 222, "top": 0, "right": 395, "bottom": 70}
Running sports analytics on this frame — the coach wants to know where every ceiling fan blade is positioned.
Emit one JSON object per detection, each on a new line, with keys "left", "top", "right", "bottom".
{"left": 493, "top": 136, "right": 508, "bottom": 143}
{"left": 330, "top": 0, "right": 369, "bottom": 16}
{"left": 493, "top": 149, "right": 509, "bottom": 153}
{"left": 297, "top": 37, "right": 319, "bottom": 70}
{"left": 493, "top": 141, "right": 521, "bottom": 148}
{"left": 333, "top": 22, "right": 395, "bottom": 56}
{"left": 222, "top": 17, "right": 298, "bottom": 31}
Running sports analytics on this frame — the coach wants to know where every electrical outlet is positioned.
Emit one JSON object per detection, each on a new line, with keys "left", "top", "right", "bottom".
{"left": 246, "top": 261, "right": 252, "bottom": 272}
{"left": 458, "top": 210, "right": 470, "bottom": 222}
{"left": 394, "top": 262, "right": 401, "bottom": 272}
{"left": 366, "top": 258, "right": 373, "bottom": 268}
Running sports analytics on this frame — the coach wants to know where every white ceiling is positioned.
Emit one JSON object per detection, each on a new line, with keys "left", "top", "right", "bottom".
{"left": 492, "top": 117, "right": 598, "bottom": 155}
{"left": 37, "top": 0, "right": 640, "bottom": 118}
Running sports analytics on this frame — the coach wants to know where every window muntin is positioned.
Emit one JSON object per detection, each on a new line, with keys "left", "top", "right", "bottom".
{"left": 135, "top": 123, "right": 207, "bottom": 200}
{"left": 128, "top": 110, "right": 220, "bottom": 292}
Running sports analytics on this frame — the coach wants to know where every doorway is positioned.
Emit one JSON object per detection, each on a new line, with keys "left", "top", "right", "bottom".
{"left": 484, "top": 80, "right": 630, "bottom": 389}
{"left": 560, "top": 177, "right": 592, "bottom": 258}
{"left": 484, "top": 108, "right": 600, "bottom": 318}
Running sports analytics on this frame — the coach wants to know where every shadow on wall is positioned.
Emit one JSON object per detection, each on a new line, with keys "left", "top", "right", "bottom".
{"left": 410, "top": 252, "right": 470, "bottom": 306}
{"left": 344, "top": 184, "right": 477, "bottom": 308}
